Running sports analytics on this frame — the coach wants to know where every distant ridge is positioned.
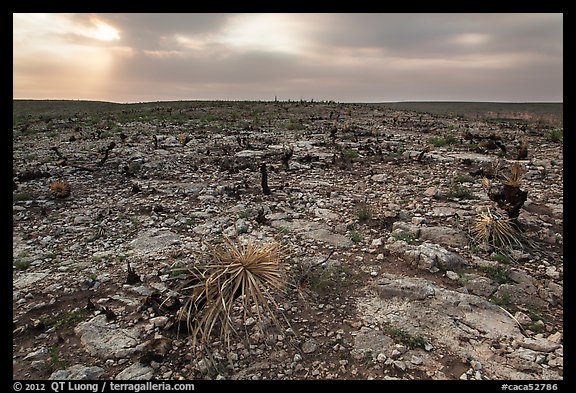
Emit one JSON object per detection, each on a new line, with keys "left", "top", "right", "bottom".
{"left": 13, "top": 99, "right": 562, "bottom": 125}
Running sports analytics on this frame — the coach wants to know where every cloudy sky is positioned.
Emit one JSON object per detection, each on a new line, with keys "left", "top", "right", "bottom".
{"left": 13, "top": 13, "right": 563, "bottom": 103}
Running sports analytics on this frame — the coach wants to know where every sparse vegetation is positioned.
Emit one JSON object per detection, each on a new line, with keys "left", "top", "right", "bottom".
{"left": 546, "top": 128, "right": 562, "bottom": 143}
{"left": 13, "top": 189, "right": 36, "bottom": 202}
{"left": 454, "top": 174, "right": 475, "bottom": 183}
{"left": 40, "top": 309, "right": 88, "bottom": 331}
{"left": 126, "top": 161, "right": 142, "bottom": 175}
{"left": 11, "top": 99, "right": 563, "bottom": 380}
{"left": 490, "top": 292, "right": 512, "bottom": 309}
{"left": 393, "top": 233, "right": 417, "bottom": 244}
{"left": 384, "top": 324, "right": 429, "bottom": 349}
{"left": 49, "top": 344, "right": 67, "bottom": 370}
{"left": 479, "top": 265, "right": 512, "bottom": 284}
{"left": 294, "top": 263, "right": 356, "bottom": 296}
{"left": 13, "top": 259, "right": 31, "bottom": 271}
{"left": 356, "top": 205, "right": 373, "bottom": 223}
{"left": 350, "top": 230, "right": 362, "bottom": 243}
{"left": 427, "top": 136, "right": 458, "bottom": 147}
{"left": 492, "top": 253, "right": 512, "bottom": 265}
{"left": 445, "top": 184, "right": 475, "bottom": 200}
{"left": 342, "top": 148, "right": 359, "bottom": 159}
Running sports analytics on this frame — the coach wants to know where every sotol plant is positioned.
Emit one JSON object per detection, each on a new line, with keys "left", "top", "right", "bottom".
{"left": 172, "top": 238, "right": 287, "bottom": 349}
{"left": 49, "top": 180, "right": 71, "bottom": 198}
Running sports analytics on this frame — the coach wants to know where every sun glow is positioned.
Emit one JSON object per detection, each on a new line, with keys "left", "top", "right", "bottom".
{"left": 89, "top": 21, "right": 120, "bottom": 41}
{"left": 221, "top": 14, "right": 304, "bottom": 53}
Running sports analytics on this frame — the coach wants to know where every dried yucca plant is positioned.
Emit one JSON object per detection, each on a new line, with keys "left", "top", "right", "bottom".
{"left": 49, "top": 180, "right": 71, "bottom": 198}
{"left": 173, "top": 238, "right": 287, "bottom": 350}
{"left": 469, "top": 209, "right": 523, "bottom": 251}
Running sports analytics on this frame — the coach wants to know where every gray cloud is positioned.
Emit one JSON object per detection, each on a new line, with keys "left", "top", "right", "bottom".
{"left": 13, "top": 13, "right": 563, "bottom": 102}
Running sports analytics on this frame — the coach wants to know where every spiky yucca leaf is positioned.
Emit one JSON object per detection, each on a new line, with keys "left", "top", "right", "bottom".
{"left": 49, "top": 180, "right": 71, "bottom": 198}
{"left": 176, "top": 239, "right": 286, "bottom": 350}
{"left": 481, "top": 177, "right": 492, "bottom": 192}
{"left": 502, "top": 163, "right": 524, "bottom": 188}
{"left": 178, "top": 133, "right": 191, "bottom": 147}
{"left": 469, "top": 209, "right": 522, "bottom": 250}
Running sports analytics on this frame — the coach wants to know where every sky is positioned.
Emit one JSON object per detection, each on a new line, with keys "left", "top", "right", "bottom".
{"left": 13, "top": 13, "right": 563, "bottom": 103}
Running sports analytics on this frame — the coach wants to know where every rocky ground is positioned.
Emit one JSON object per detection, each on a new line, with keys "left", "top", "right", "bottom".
{"left": 12, "top": 100, "right": 563, "bottom": 381}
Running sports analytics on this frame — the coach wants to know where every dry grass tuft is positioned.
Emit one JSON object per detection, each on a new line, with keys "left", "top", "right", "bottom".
{"left": 173, "top": 238, "right": 287, "bottom": 350}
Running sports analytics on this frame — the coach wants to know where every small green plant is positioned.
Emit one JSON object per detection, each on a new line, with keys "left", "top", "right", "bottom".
{"left": 350, "top": 230, "right": 363, "bottom": 243}
{"left": 384, "top": 325, "right": 428, "bottom": 349}
{"left": 237, "top": 209, "right": 254, "bottom": 219}
{"left": 490, "top": 292, "right": 512, "bottom": 309}
{"left": 527, "top": 306, "right": 545, "bottom": 323}
{"left": 40, "top": 310, "right": 88, "bottom": 331}
{"left": 479, "top": 265, "right": 512, "bottom": 284}
{"left": 294, "top": 263, "right": 356, "bottom": 296}
{"left": 130, "top": 216, "right": 141, "bottom": 230}
{"left": 13, "top": 259, "right": 31, "bottom": 271}
{"left": 127, "top": 161, "right": 142, "bottom": 175}
{"left": 392, "top": 233, "right": 417, "bottom": 244}
{"left": 13, "top": 189, "right": 36, "bottom": 202}
{"left": 286, "top": 119, "right": 302, "bottom": 130}
{"left": 546, "top": 129, "right": 562, "bottom": 143}
{"left": 428, "top": 137, "right": 446, "bottom": 147}
{"left": 49, "top": 344, "right": 67, "bottom": 370}
{"left": 446, "top": 184, "right": 475, "bottom": 200}
{"left": 342, "top": 148, "right": 359, "bottom": 159}
{"left": 492, "top": 253, "right": 512, "bottom": 265}
{"left": 445, "top": 135, "right": 459, "bottom": 145}
{"left": 454, "top": 174, "right": 475, "bottom": 183}
{"left": 527, "top": 321, "right": 545, "bottom": 333}
{"left": 457, "top": 272, "right": 469, "bottom": 286}
{"left": 356, "top": 206, "right": 373, "bottom": 223}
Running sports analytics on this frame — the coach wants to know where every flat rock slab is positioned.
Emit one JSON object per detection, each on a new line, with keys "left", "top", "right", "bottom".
{"left": 13, "top": 272, "right": 48, "bottom": 290}
{"left": 115, "top": 362, "right": 154, "bottom": 380}
{"left": 305, "top": 229, "right": 353, "bottom": 248}
{"left": 129, "top": 229, "right": 180, "bottom": 254}
{"left": 235, "top": 150, "right": 264, "bottom": 158}
{"left": 271, "top": 219, "right": 352, "bottom": 248}
{"left": 49, "top": 365, "right": 106, "bottom": 380}
{"left": 357, "top": 274, "right": 561, "bottom": 380}
{"left": 74, "top": 315, "right": 143, "bottom": 359}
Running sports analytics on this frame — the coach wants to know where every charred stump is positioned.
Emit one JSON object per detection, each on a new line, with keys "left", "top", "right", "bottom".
{"left": 97, "top": 142, "right": 116, "bottom": 167}
{"left": 281, "top": 148, "right": 293, "bottom": 170}
{"left": 488, "top": 185, "right": 528, "bottom": 220}
{"left": 260, "top": 163, "right": 272, "bottom": 195}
